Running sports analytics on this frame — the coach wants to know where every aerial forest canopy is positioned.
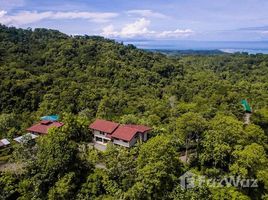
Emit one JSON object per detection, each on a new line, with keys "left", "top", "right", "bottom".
{"left": 0, "top": 24, "right": 268, "bottom": 200}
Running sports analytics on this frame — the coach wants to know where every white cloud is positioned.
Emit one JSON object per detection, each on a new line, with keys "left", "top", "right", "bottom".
{"left": 101, "top": 25, "right": 119, "bottom": 37}
{"left": 50, "top": 11, "right": 118, "bottom": 23}
{"left": 261, "top": 31, "right": 268, "bottom": 35}
{"left": 120, "top": 18, "right": 153, "bottom": 37}
{"left": 126, "top": 9, "right": 167, "bottom": 19}
{"left": 0, "top": 10, "right": 7, "bottom": 18}
{"left": 101, "top": 18, "right": 193, "bottom": 39}
{"left": 101, "top": 18, "right": 154, "bottom": 38}
{"left": 2, "top": 11, "right": 52, "bottom": 25}
{"left": 0, "top": 10, "right": 119, "bottom": 26}
{"left": 0, "top": 10, "right": 194, "bottom": 39}
{"left": 157, "top": 29, "right": 194, "bottom": 38}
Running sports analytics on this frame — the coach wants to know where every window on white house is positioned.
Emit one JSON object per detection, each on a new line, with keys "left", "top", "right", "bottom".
{"left": 103, "top": 139, "right": 109, "bottom": 143}
{"left": 96, "top": 137, "right": 102, "bottom": 142}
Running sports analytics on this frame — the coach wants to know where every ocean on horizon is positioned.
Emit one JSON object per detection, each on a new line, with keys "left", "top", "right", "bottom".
{"left": 220, "top": 49, "right": 268, "bottom": 54}
{"left": 122, "top": 40, "right": 268, "bottom": 54}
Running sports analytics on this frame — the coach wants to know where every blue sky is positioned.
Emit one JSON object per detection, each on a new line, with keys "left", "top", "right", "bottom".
{"left": 1, "top": 0, "right": 268, "bottom": 44}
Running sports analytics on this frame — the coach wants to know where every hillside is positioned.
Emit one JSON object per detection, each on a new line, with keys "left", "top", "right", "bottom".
{"left": 0, "top": 24, "right": 268, "bottom": 200}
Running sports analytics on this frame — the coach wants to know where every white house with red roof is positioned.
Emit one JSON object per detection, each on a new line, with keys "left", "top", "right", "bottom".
{"left": 27, "top": 120, "right": 64, "bottom": 135}
{"left": 0, "top": 139, "right": 10, "bottom": 148}
{"left": 89, "top": 119, "right": 151, "bottom": 148}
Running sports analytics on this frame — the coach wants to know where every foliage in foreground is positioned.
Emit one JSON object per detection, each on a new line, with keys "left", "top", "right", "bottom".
{"left": 0, "top": 24, "right": 268, "bottom": 199}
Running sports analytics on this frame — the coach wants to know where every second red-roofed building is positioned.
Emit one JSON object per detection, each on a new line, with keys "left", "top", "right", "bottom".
{"left": 89, "top": 119, "right": 151, "bottom": 148}
{"left": 27, "top": 120, "right": 64, "bottom": 135}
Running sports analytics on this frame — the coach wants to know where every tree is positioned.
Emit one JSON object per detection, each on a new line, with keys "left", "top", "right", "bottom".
{"left": 243, "top": 124, "right": 268, "bottom": 149}
{"left": 252, "top": 108, "right": 268, "bottom": 133}
{"left": 126, "top": 135, "right": 183, "bottom": 199}
{"left": 210, "top": 187, "right": 250, "bottom": 200}
{"left": 20, "top": 128, "right": 78, "bottom": 198}
{"left": 170, "top": 184, "right": 212, "bottom": 200}
{"left": 229, "top": 143, "right": 268, "bottom": 198}
{"left": 0, "top": 113, "right": 18, "bottom": 138}
{"left": 256, "top": 169, "right": 268, "bottom": 199}
{"left": 104, "top": 145, "right": 138, "bottom": 197}
{"left": 119, "top": 114, "right": 140, "bottom": 124}
{"left": 176, "top": 112, "right": 207, "bottom": 162}
{"left": 0, "top": 172, "right": 19, "bottom": 200}
{"left": 200, "top": 114, "right": 244, "bottom": 169}
{"left": 76, "top": 169, "right": 109, "bottom": 200}
{"left": 48, "top": 172, "right": 76, "bottom": 200}
{"left": 230, "top": 143, "right": 267, "bottom": 178}
{"left": 60, "top": 113, "right": 92, "bottom": 142}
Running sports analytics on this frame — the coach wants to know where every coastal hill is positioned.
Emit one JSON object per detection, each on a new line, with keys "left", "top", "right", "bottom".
{"left": 0, "top": 24, "right": 268, "bottom": 200}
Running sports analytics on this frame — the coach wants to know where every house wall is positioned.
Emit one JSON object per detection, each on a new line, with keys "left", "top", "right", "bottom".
{"left": 93, "top": 130, "right": 110, "bottom": 139}
{"left": 94, "top": 136, "right": 110, "bottom": 144}
{"left": 29, "top": 131, "right": 45, "bottom": 136}
{"left": 138, "top": 132, "right": 148, "bottom": 142}
{"left": 92, "top": 130, "right": 111, "bottom": 145}
{"left": 112, "top": 139, "right": 129, "bottom": 147}
{"left": 93, "top": 130, "right": 104, "bottom": 137}
{"left": 113, "top": 135, "right": 139, "bottom": 148}
{"left": 129, "top": 136, "right": 138, "bottom": 147}
{"left": 143, "top": 132, "right": 148, "bottom": 141}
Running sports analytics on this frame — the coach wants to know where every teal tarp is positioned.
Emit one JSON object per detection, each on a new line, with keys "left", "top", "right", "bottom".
{"left": 241, "top": 99, "right": 252, "bottom": 113}
{"left": 41, "top": 115, "right": 59, "bottom": 121}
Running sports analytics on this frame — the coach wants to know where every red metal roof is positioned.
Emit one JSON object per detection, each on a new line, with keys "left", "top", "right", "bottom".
{"left": 89, "top": 119, "right": 119, "bottom": 134}
{"left": 111, "top": 125, "right": 139, "bottom": 141}
{"left": 27, "top": 121, "right": 64, "bottom": 134}
{"left": 40, "top": 120, "right": 52, "bottom": 125}
{"left": 89, "top": 119, "right": 152, "bottom": 142}
{"left": 124, "top": 124, "right": 152, "bottom": 133}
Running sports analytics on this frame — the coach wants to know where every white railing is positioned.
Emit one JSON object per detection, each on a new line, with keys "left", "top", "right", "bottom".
{"left": 93, "top": 131, "right": 110, "bottom": 140}
{"left": 113, "top": 139, "right": 130, "bottom": 147}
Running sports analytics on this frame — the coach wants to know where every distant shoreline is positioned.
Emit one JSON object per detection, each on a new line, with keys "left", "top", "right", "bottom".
{"left": 145, "top": 49, "right": 227, "bottom": 56}
{"left": 145, "top": 48, "right": 268, "bottom": 55}
{"left": 219, "top": 48, "right": 268, "bottom": 54}
{"left": 123, "top": 40, "right": 268, "bottom": 54}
